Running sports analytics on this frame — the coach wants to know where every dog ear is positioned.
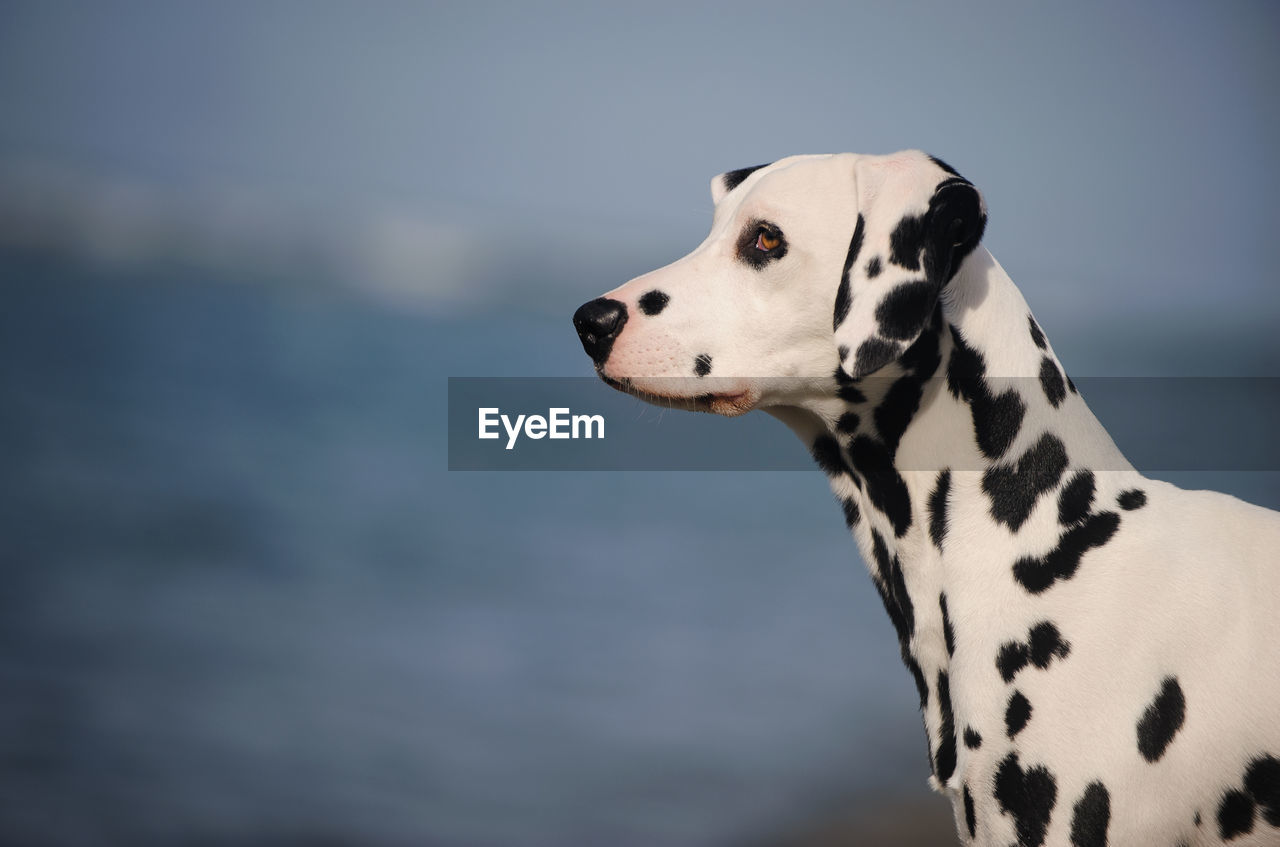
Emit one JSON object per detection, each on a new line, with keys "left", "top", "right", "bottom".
{"left": 711, "top": 163, "right": 772, "bottom": 205}
{"left": 834, "top": 153, "right": 986, "bottom": 379}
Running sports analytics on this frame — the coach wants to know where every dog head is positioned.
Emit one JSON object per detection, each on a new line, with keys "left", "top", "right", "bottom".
{"left": 573, "top": 150, "right": 986, "bottom": 415}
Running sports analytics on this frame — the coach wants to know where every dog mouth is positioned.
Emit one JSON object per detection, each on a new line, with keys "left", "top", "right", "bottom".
{"left": 597, "top": 372, "right": 757, "bottom": 417}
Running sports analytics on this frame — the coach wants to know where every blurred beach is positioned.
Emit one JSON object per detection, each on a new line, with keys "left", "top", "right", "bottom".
{"left": 0, "top": 248, "right": 950, "bottom": 845}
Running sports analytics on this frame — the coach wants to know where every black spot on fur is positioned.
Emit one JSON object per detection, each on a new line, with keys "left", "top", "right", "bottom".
{"left": 1117, "top": 489, "right": 1147, "bottom": 511}
{"left": 837, "top": 411, "right": 861, "bottom": 434}
{"left": 982, "top": 434, "right": 1069, "bottom": 531}
{"left": 840, "top": 496, "right": 860, "bottom": 528}
{"left": 874, "top": 377, "right": 924, "bottom": 452}
{"left": 837, "top": 384, "right": 866, "bottom": 404}
{"left": 1070, "top": 782, "right": 1110, "bottom": 847}
{"left": 1028, "top": 622, "right": 1070, "bottom": 668}
{"left": 1195, "top": 811, "right": 1202, "bottom": 827}
{"left": 1246, "top": 755, "right": 1280, "bottom": 826}
{"left": 693, "top": 353, "right": 712, "bottom": 377}
{"left": 875, "top": 280, "right": 936, "bottom": 341}
{"left": 1006, "top": 690, "right": 1032, "bottom": 737}
{"left": 833, "top": 214, "right": 864, "bottom": 330}
{"left": 870, "top": 529, "right": 914, "bottom": 644}
{"left": 906, "top": 652, "right": 929, "bottom": 710}
{"left": 889, "top": 213, "right": 926, "bottom": 271}
{"left": 940, "top": 593, "right": 955, "bottom": 656}
{"left": 855, "top": 337, "right": 902, "bottom": 377}
{"left": 947, "top": 324, "right": 986, "bottom": 397}
{"left": 898, "top": 311, "right": 943, "bottom": 376}
{"left": 964, "top": 783, "right": 977, "bottom": 838}
{"left": 870, "top": 565, "right": 908, "bottom": 648}
{"left": 1028, "top": 315, "right": 1048, "bottom": 350}
{"left": 638, "top": 290, "right": 669, "bottom": 316}
{"left": 1040, "top": 356, "right": 1067, "bottom": 407}
{"left": 833, "top": 364, "right": 867, "bottom": 402}
{"left": 947, "top": 326, "right": 1026, "bottom": 460}
{"left": 832, "top": 276, "right": 851, "bottom": 330}
{"left": 720, "top": 163, "right": 770, "bottom": 194}
{"left": 973, "top": 390, "right": 1026, "bottom": 460}
{"left": 848, "top": 436, "right": 912, "bottom": 537}
{"left": 829, "top": 277, "right": 849, "bottom": 332}
{"left": 998, "top": 641, "right": 1029, "bottom": 683}
{"left": 836, "top": 345, "right": 850, "bottom": 362}
{"left": 866, "top": 256, "right": 882, "bottom": 278}
{"left": 1218, "top": 790, "right": 1256, "bottom": 840}
{"left": 889, "top": 557, "right": 913, "bottom": 640}
{"left": 1058, "top": 470, "right": 1096, "bottom": 526}
{"left": 995, "top": 752, "right": 1058, "bottom": 847}
{"left": 1137, "top": 676, "right": 1186, "bottom": 763}
{"left": 964, "top": 727, "right": 982, "bottom": 749}
{"left": 935, "top": 671, "right": 957, "bottom": 783}
{"left": 1014, "top": 511, "right": 1121, "bottom": 594}
{"left": 928, "top": 469, "right": 951, "bottom": 551}
{"left": 810, "top": 435, "right": 848, "bottom": 479}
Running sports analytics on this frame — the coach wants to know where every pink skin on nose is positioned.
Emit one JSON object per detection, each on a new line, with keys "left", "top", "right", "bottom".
{"left": 599, "top": 322, "right": 684, "bottom": 381}
{"left": 593, "top": 283, "right": 673, "bottom": 380}
{"left": 592, "top": 284, "right": 758, "bottom": 416}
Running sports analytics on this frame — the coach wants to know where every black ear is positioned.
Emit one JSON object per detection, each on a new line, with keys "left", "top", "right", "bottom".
{"left": 924, "top": 178, "right": 986, "bottom": 289}
{"left": 711, "top": 162, "right": 772, "bottom": 204}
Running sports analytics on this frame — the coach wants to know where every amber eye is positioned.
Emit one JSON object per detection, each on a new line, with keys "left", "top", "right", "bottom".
{"left": 756, "top": 230, "right": 781, "bottom": 251}
{"left": 739, "top": 220, "right": 787, "bottom": 268}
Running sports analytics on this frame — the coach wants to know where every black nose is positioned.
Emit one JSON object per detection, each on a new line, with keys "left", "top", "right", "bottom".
{"left": 573, "top": 298, "right": 628, "bottom": 366}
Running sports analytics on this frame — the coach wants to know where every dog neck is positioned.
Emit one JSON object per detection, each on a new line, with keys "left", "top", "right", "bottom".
{"left": 766, "top": 246, "right": 1134, "bottom": 788}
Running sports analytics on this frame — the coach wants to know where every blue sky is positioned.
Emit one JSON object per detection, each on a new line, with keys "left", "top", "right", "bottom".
{"left": 2, "top": 1, "right": 1278, "bottom": 326}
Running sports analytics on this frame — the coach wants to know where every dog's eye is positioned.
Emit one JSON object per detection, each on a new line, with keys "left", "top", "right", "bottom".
{"left": 738, "top": 220, "right": 787, "bottom": 269}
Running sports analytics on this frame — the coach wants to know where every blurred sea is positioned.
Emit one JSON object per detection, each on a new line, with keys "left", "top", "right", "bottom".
{"left": 1, "top": 248, "right": 1276, "bottom": 845}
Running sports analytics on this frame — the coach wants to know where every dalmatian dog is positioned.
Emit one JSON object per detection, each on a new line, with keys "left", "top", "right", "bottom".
{"left": 572, "top": 151, "right": 1280, "bottom": 846}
